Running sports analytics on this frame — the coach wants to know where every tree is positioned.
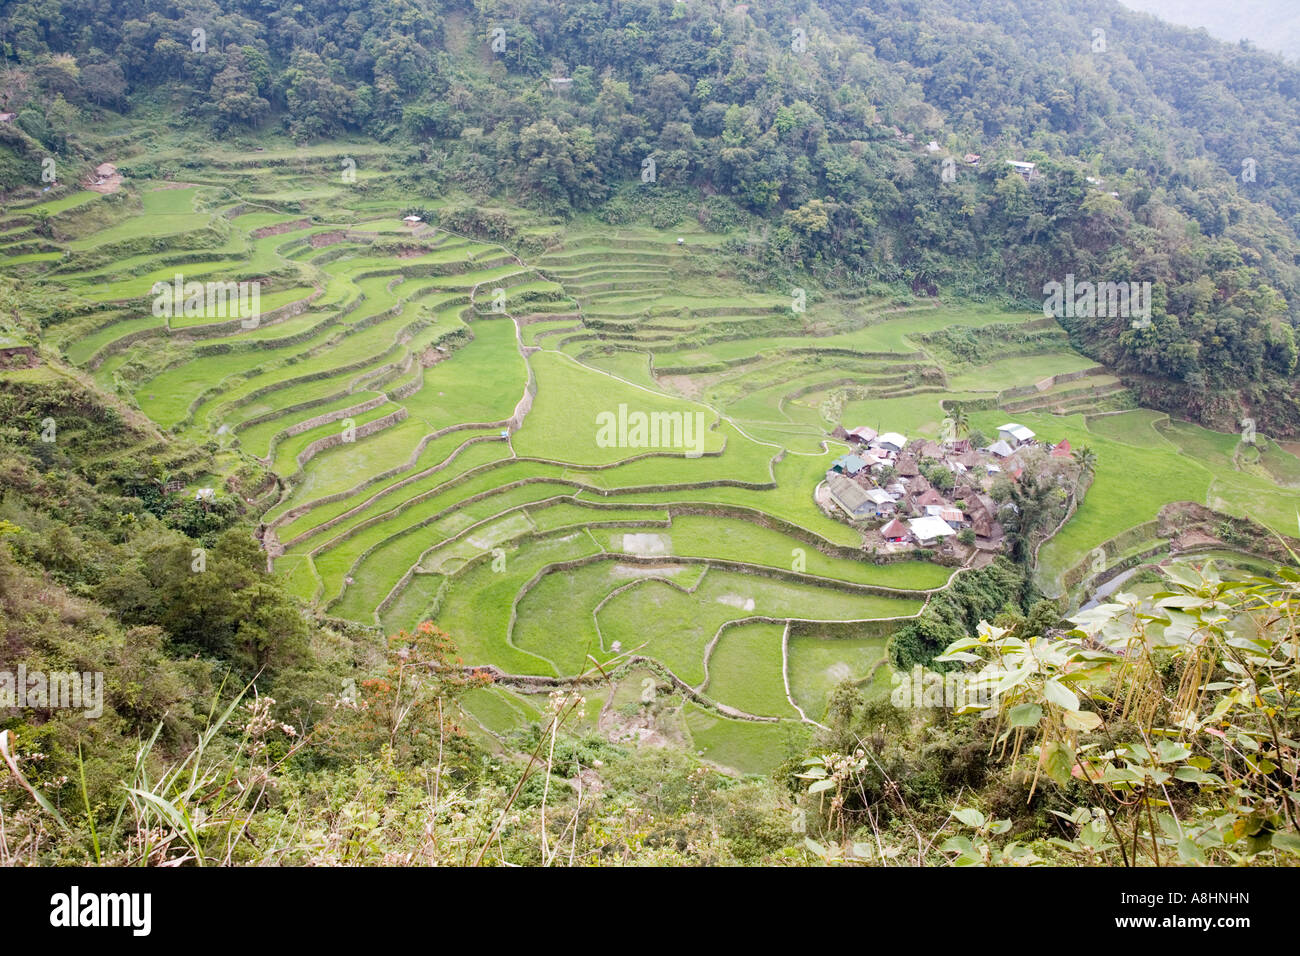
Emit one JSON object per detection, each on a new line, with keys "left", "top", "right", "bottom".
{"left": 284, "top": 50, "right": 357, "bottom": 140}
{"left": 210, "top": 47, "right": 269, "bottom": 130}
{"left": 947, "top": 403, "right": 970, "bottom": 440}
{"left": 96, "top": 528, "right": 308, "bottom": 677}
{"left": 514, "top": 119, "right": 602, "bottom": 206}
{"left": 79, "top": 62, "right": 126, "bottom": 108}
{"left": 1071, "top": 445, "right": 1097, "bottom": 488}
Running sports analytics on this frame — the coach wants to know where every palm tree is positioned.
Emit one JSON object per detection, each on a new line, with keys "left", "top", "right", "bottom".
{"left": 945, "top": 404, "right": 970, "bottom": 443}
{"left": 1071, "top": 445, "right": 1098, "bottom": 497}
{"left": 1004, "top": 473, "right": 1056, "bottom": 563}
{"left": 952, "top": 404, "right": 970, "bottom": 434}
{"left": 1072, "top": 445, "right": 1098, "bottom": 474}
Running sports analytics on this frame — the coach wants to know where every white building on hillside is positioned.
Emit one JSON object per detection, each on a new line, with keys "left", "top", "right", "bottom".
{"left": 908, "top": 516, "right": 956, "bottom": 547}
{"left": 997, "top": 423, "right": 1035, "bottom": 447}
{"left": 876, "top": 432, "right": 907, "bottom": 453}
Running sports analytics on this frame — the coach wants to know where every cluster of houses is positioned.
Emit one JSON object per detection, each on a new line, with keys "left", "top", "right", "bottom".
{"left": 887, "top": 124, "right": 1039, "bottom": 182}
{"left": 819, "top": 422, "right": 1072, "bottom": 553}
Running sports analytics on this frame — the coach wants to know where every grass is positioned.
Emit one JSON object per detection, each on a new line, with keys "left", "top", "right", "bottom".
{"left": 595, "top": 567, "right": 920, "bottom": 686}
{"left": 595, "top": 449, "right": 863, "bottom": 548}
{"left": 274, "top": 436, "right": 508, "bottom": 543}
{"left": 34, "top": 153, "right": 1300, "bottom": 771}
{"left": 660, "top": 515, "right": 951, "bottom": 590}
{"left": 995, "top": 410, "right": 1212, "bottom": 592}
{"left": 704, "top": 622, "right": 799, "bottom": 718}
{"left": 512, "top": 349, "right": 725, "bottom": 465}
{"left": 682, "top": 703, "right": 810, "bottom": 775}
{"left": 432, "top": 531, "right": 606, "bottom": 675}
{"left": 839, "top": 390, "right": 990, "bottom": 437}
{"left": 945, "top": 352, "right": 1100, "bottom": 390}
{"left": 512, "top": 560, "right": 627, "bottom": 674}
{"left": 787, "top": 624, "right": 892, "bottom": 721}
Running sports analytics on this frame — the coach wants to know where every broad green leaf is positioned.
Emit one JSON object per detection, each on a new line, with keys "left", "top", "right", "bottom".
{"left": 952, "top": 807, "right": 985, "bottom": 828}
{"left": 1271, "top": 832, "right": 1300, "bottom": 855}
{"left": 1042, "top": 742, "right": 1075, "bottom": 788}
{"left": 1007, "top": 703, "right": 1043, "bottom": 728}
{"left": 1063, "top": 709, "right": 1102, "bottom": 731}
{"left": 1042, "top": 678, "right": 1079, "bottom": 712}
{"left": 1177, "top": 836, "right": 1206, "bottom": 863}
{"left": 1156, "top": 741, "right": 1192, "bottom": 763}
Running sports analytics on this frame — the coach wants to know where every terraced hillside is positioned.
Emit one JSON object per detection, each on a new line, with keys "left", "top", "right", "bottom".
{"left": 7, "top": 145, "right": 1299, "bottom": 773}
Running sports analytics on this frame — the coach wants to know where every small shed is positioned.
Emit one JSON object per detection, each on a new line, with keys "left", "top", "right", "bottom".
{"left": 880, "top": 517, "right": 910, "bottom": 543}
{"left": 1006, "top": 160, "right": 1039, "bottom": 182}
{"left": 864, "top": 488, "right": 897, "bottom": 515}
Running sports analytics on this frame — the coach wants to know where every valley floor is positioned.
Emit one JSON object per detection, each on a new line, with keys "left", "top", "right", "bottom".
{"left": 6, "top": 143, "right": 1297, "bottom": 773}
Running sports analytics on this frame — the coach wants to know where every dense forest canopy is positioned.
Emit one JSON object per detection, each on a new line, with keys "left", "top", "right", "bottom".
{"left": 0, "top": 0, "right": 1298, "bottom": 432}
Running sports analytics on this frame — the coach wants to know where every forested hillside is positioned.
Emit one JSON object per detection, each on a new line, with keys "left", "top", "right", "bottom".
{"left": 1, "top": 0, "right": 1298, "bottom": 429}
{"left": 3, "top": 0, "right": 1300, "bottom": 872}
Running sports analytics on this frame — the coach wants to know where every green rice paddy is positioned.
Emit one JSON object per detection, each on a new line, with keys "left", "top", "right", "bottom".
{"left": 11, "top": 148, "right": 1297, "bottom": 773}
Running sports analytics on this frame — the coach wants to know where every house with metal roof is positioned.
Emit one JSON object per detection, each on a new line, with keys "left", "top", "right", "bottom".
{"left": 831, "top": 454, "right": 868, "bottom": 476}
{"left": 863, "top": 488, "right": 897, "bottom": 515}
{"left": 826, "top": 473, "right": 873, "bottom": 518}
{"left": 997, "top": 423, "right": 1036, "bottom": 446}
{"left": 908, "top": 516, "right": 957, "bottom": 546}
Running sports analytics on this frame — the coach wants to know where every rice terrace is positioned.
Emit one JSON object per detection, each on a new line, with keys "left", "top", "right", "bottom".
{"left": 4, "top": 140, "right": 1295, "bottom": 777}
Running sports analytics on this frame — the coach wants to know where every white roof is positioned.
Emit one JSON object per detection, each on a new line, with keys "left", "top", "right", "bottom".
{"left": 909, "top": 516, "right": 956, "bottom": 539}
{"left": 877, "top": 432, "right": 907, "bottom": 448}
{"left": 997, "top": 423, "right": 1035, "bottom": 442}
{"left": 864, "top": 489, "right": 896, "bottom": 505}
{"left": 988, "top": 439, "right": 1015, "bottom": 457}
{"left": 403, "top": 215, "right": 423, "bottom": 222}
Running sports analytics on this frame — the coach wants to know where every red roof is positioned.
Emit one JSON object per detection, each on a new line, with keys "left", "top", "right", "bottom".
{"left": 880, "top": 518, "right": 909, "bottom": 539}
{"left": 1051, "top": 439, "right": 1072, "bottom": 458}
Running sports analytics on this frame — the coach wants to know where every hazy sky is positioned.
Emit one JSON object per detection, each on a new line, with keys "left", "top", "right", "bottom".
{"left": 1119, "top": 0, "right": 1300, "bottom": 60}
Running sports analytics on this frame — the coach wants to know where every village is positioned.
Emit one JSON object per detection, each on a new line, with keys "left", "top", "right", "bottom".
{"left": 816, "top": 419, "right": 1078, "bottom": 562}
